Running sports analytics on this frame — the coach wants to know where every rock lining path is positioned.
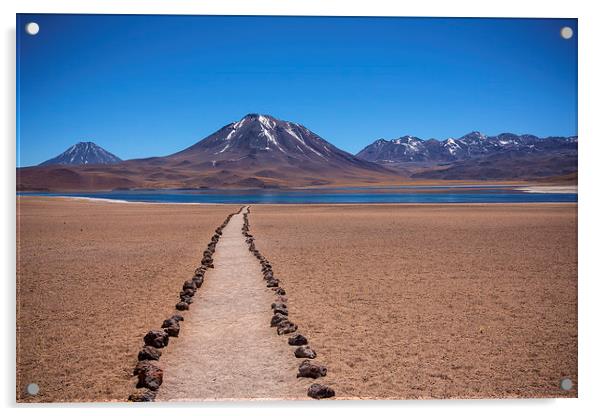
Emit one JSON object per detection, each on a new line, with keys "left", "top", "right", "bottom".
{"left": 156, "top": 207, "right": 306, "bottom": 401}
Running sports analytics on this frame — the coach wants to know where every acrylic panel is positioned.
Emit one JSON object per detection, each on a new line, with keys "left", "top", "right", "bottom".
{"left": 16, "top": 14, "right": 577, "bottom": 402}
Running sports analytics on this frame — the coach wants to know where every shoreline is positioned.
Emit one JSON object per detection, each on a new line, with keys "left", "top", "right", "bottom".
{"left": 17, "top": 195, "right": 578, "bottom": 206}
{"left": 515, "top": 185, "right": 577, "bottom": 194}
{"left": 16, "top": 195, "right": 225, "bottom": 206}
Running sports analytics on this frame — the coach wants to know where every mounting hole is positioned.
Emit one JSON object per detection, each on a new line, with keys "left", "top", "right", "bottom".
{"left": 560, "top": 26, "right": 573, "bottom": 40}
{"left": 560, "top": 378, "right": 573, "bottom": 391}
{"left": 26, "top": 383, "right": 39, "bottom": 396}
{"left": 25, "top": 22, "right": 40, "bottom": 36}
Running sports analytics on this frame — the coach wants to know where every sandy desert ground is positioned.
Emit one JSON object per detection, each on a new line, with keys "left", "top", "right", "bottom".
{"left": 155, "top": 209, "right": 307, "bottom": 401}
{"left": 250, "top": 204, "right": 577, "bottom": 399}
{"left": 16, "top": 197, "right": 237, "bottom": 402}
{"left": 16, "top": 198, "right": 577, "bottom": 401}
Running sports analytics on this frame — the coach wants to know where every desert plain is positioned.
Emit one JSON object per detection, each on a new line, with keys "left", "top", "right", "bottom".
{"left": 250, "top": 203, "right": 577, "bottom": 399}
{"left": 16, "top": 197, "right": 577, "bottom": 401}
{"left": 16, "top": 197, "right": 236, "bottom": 402}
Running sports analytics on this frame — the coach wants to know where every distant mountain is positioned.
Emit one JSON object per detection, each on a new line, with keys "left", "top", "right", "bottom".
{"left": 356, "top": 132, "right": 577, "bottom": 163}
{"left": 164, "top": 113, "right": 388, "bottom": 179}
{"left": 18, "top": 115, "right": 395, "bottom": 191}
{"left": 39, "top": 142, "right": 122, "bottom": 166}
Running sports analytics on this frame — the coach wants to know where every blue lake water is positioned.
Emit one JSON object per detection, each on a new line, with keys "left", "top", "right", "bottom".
{"left": 18, "top": 187, "right": 577, "bottom": 204}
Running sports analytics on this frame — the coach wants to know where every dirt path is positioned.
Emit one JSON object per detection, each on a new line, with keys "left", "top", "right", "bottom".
{"left": 156, "top": 207, "right": 306, "bottom": 401}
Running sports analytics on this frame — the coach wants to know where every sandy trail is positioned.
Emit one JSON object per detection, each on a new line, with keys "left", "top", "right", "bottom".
{"left": 156, "top": 207, "right": 306, "bottom": 401}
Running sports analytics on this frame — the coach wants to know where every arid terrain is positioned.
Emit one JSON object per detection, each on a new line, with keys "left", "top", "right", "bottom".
{"left": 16, "top": 197, "right": 237, "bottom": 402}
{"left": 156, "top": 209, "right": 308, "bottom": 401}
{"left": 16, "top": 198, "right": 578, "bottom": 401}
{"left": 250, "top": 204, "right": 578, "bottom": 399}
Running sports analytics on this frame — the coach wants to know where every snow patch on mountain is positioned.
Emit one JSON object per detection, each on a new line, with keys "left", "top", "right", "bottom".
{"left": 285, "top": 122, "right": 325, "bottom": 158}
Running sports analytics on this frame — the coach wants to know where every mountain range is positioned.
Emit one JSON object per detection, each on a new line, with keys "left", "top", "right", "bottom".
{"left": 357, "top": 132, "right": 577, "bottom": 163}
{"left": 356, "top": 132, "right": 577, "bottom": 181}
{"left": 17, "top": 114, "right": 577, "bottom": 191}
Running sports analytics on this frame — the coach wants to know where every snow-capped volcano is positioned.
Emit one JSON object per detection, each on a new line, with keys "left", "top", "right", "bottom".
{"left": 167, "top": 113, "right": 384, "bottom": 173}
{"left": 39, "top": 141, "right": 122, "bottom": 166}
{"left": 170, "top": 113, "right": 333, "bottom": 160}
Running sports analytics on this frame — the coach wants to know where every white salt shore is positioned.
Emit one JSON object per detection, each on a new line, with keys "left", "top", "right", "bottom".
{"left": 516, "top": 185, "right": 577, "bottom": 194}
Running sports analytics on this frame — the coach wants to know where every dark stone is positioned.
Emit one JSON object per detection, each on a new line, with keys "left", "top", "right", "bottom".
{"left": 194, "top": 267, "right": 206, "bottom": 277}
{"left": 288, "top": 334, "right": 308, "bottom": 346}
{"left": 180, "top": 295, "right": 194, "bottom": 304}
{"left": 175, "top": 301, "right": 189, "bottom": 311}
{"left": 297, "top": 360, "right": 327, "bottom": 379}
{"left": 138, "top": 346, "right": 162, "bottom": 361}
{"left": 307, "top": 384, "right": 335, "bottom": 399}
{"left": 273, "top": 287, "right": 286, "bottom": 296}
{"left": 294, "top": 345, "right": 317, "bottom": 359}
{"left": 266, "top": 279, "right": 280, "bottom": 288}
{"left": 271, "top": 302, "right": 288, "bottom": 315}
{"left": 171, "top": 314, "right": 184, "bottom": 322}
{"left": 273, "top": 306, "right": 288, "bottom": 316}
{"left": 143, "top": 330, "right": 169, "bottom": 348}
{"left": 133, "top": 360, "right": 152, "bottom": 375}
{"left": 182, "top": 280, "right": 196, "bottom": 291}
{"left": 192, "top": 276, "right": 204, "bottom": 288}
{"left": 163, "top": 325, "right": 179, "bottom": 337}
{"left": 128, "top": 389, "right": 157, "bottom": 402}
{"left": 277, "top": 321, "right": 298, "bottom": 335}
{"left": 162, "top": 318, "right": 177, "bottom": 328}
{"left": 134, "top": 360, "right": 163, "bottom": 390}
{"left": 180, "top": 288, "right": 195, "bottom": 297}
{"left": 161, "top": 318, "right": 180, "bottom": 337}
{"left": 270, "top": 313, "right": 288, "bottom": 327}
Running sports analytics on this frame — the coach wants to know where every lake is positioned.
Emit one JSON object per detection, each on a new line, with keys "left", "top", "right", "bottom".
{"left": 18, "top": 186, "right": 577, "bottom": 204}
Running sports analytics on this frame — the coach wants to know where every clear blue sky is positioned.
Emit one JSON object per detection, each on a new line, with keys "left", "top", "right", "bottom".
{"left": 17, "top": 14, "right": 577, "bottom": 167}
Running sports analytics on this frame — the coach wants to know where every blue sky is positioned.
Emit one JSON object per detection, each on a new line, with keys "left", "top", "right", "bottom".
{"left": 17, "top": 14, "right": 577, "bottom": 167}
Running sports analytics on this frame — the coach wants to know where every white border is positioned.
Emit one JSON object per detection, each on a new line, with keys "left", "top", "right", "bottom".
{"left": 3, "top": 1, "right": 601, "bottom": 415}
{"left": 3, "top": 0, "right": 585, "bottom": 17}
